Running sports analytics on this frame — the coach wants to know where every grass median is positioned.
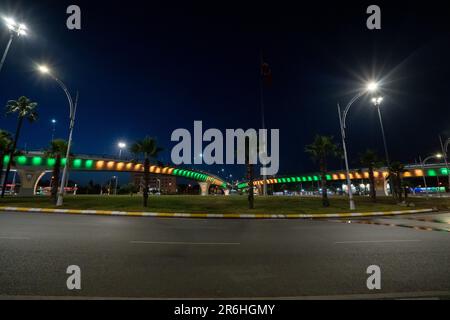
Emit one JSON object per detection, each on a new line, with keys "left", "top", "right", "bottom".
{"left": 0, "top": 195, "right": 447, "bottom": 215}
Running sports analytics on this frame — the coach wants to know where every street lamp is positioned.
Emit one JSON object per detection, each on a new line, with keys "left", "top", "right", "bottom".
{"left": 118, "top": 141, "right": 127, "bottom": 158}
{"left": 371, "top": 96, "right": 390, "bottom": 166}
{"left": 439, "top": 135, "right": 450, "bottom": 190}
{"left": 419, "top": 153, "right": 443, "bottom": 198}
{"left": 38, "top": 64, "right": 78, "bottom": 206}
{"left": 337, "top": 81, "right": 379, "bottom": 210}
{"left": 156, "top": 178, "right": 161, "bottom": 194}
{"left": 113, "top": 176, "right": 119, "bottom": 195}
{"left": 0, "top": 17, "right": 27, "bottom": 73}
{"left": 51, "top": 118, "right": 57, "bottom": 141}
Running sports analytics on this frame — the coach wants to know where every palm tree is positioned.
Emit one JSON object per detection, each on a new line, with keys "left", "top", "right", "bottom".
{"left": 0, "top": 130, "right": 13, "bottom": 186}
{"left": 359, "top": 149, "right": 384, "bottom": 202}
{"left": 305, "top": 135, "right": 339, "bottom": 207}
{"left": 389, "top": 161, "right": 406, "bottom": 202}
{"left": 45, "top": 139, "right": 68, "bottom": 204}
{"left": 1, "top": 96, "right": 39, "bottom": 197}
{"left": 129, "top": 137, "right": 163, "bottom": 207}
{"left": 245, "top": 137, "right": 255, "bottom": 209}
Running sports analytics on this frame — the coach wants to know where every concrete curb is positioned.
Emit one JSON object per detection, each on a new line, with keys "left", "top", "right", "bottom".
{"left": 0, "top": 206, "right": 436, "bottom": 219}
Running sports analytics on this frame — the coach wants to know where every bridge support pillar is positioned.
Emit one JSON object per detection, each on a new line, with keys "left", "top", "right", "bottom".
{"left": 223, "top": 189, "right": 230, "bottom": 196}
{"left": 374, "top": 176, "right": 389, "bottom": 196}
{"left": 199, "top": 182, "right": 211, "bottom": 196}
{"left": 17, "top": 169, "right": 46, "bottom": 197}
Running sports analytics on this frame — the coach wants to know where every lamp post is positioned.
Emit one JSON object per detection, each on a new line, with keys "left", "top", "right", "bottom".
{"left": 156, "top": 178, "right": 161, "bottom": 194}
{"left": 38, "top": 65, "right": 78, "bottom": 207}
{"left": 338, "top": 81, "right": 379, "bottom": 210}
{"left": 371, "top": 96, "right": 390, "bottom": 166}
{"left": 51, "top": 119, "right": 57, "bottom": 141}
{"left": 1, "top": 17, "right": 27, "bottom": 73}
{"left": 372, "top": 95, "right": 395, "bottom": 196}
{"left": 439, "top": 135, "right": 450, "bottom": 190}
{"left": 419, "top": 153, "right": 443, "bottom": 198}
{"left": 118, "top": 141, "right": 126, "bottom": 159}
{"left": 113, "top": 176, "right": 118, "bottom": 195}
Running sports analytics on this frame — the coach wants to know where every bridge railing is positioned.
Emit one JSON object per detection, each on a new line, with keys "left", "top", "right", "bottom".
{"left": 4, "top": 154, "right": 228, "bottom": 188}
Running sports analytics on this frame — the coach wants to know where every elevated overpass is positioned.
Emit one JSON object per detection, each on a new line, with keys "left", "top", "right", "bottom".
{"left": 3, "top": 152, "right": 228, "bottom": 196}
{"left": 236, "top": 164, "right": 450, "bottom": 195}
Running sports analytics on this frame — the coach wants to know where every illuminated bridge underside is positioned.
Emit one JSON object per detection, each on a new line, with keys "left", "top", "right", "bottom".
{"left": 237, "top": 165, "right": 450, "bottom": 189}
{"left": 4, "top": 154, "right": 227, "bottom": 196}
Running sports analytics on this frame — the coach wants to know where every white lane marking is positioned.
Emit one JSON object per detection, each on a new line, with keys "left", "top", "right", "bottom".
{"left": 334, "top": 240, "right": 421, "bottom": 244}
{"left": 130, "top": 241, "right": 240, "bottom": 246}
{"left": 0, "top": 236, "right": 30, "bottom": 240}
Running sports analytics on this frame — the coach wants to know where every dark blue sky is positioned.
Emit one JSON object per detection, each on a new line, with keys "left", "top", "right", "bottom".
{"left": 1, "top": 0, "right": 450, "bottom": 184}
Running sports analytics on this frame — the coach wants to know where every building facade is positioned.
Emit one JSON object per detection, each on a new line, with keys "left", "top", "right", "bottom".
{"left": 131, "top": 173, "right": 177, "bottom": 194}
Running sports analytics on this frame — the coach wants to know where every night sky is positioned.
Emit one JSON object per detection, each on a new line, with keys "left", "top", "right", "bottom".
{"left": 1, "top": 0, "right": 450, "bottom": 184}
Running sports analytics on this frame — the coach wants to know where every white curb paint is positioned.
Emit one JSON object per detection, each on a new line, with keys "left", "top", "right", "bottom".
{"left": 0, "top": 207, "right": 435, "bottom": 220}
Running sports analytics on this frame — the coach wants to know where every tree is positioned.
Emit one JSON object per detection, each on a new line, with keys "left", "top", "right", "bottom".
{"left": 389, "top": 161, "right": 406, "bottom": 202}
{"left": 359, "top": 149, "right": 384, "bottom": 202}
{"left": 0, "top": 130, "right": 13, "bottom": 186}
{"left": 305, "top": 135, "right": 339, "bottom": 207}
{"left": 245, "top": 137, "right": 255, "bottom": 209}
{"left": 45, "top": 139, "right": 68, "bottom": 204}
{"left": 129, "top": 137, "right": 163, "bottom": 207}
{"left": 1, "top": 96, "right": 39, "bottom": 197}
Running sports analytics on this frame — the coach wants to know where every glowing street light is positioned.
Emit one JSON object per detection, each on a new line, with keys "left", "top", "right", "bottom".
{"left": 38, "top": 64, "right": 78, "bottom": 206}
{"left": 0, "top": 16, "right": 28, "bottom": 73}
{"left": 38, "top": 65, "right": 50, "bottom": 74}
{"left": 372, "top": 96, "right": 383, "bottom": 105}
{"left": 367, "top": 82, "right": 379, "bottom": 92}
{"left": 337, "top": 81, "right": 380, "bottom": 210}
{"left": 371, "top": 96, "right": 391, "bottom": 166}
{"left": 118, "top": 141, "right": 127, "bottom": 158}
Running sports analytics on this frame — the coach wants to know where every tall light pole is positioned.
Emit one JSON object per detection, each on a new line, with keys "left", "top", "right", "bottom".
{"left": 419, "top": 153, "right": 443, "bottom": 198}
{"left": 38, "top": 65, "right": 78, "bottom": 207}
{"left": 156, "top": 178, "right": 161, "bottom": 194}
{"left": 51, "top": 119, "right": 57, "bottom": 141}
{"left": 371, "top": 96, "right": 390, "bottom": 166}
{"left": 0, "top": 17, "right": 27, "bottom": 73}
{"left": 118, "top": 141, "right": 126, "bottom": 159}
{"left": 338, "top": 81, "right": 379, "bottom": 210}
{"left": 113, "top": 176, "right": 118, "bottom": 195}
{"left": 439, "top": 135, "right": 450, "bottom": 190}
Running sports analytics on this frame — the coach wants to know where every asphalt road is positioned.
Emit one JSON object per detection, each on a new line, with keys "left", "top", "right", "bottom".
{"left": 1, "top": 211, "right": 450, "bottom": 299}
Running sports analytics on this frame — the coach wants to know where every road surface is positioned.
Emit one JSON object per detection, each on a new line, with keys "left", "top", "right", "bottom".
{"left": 1, "top": 211, "right": 450, "bottom": 299}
